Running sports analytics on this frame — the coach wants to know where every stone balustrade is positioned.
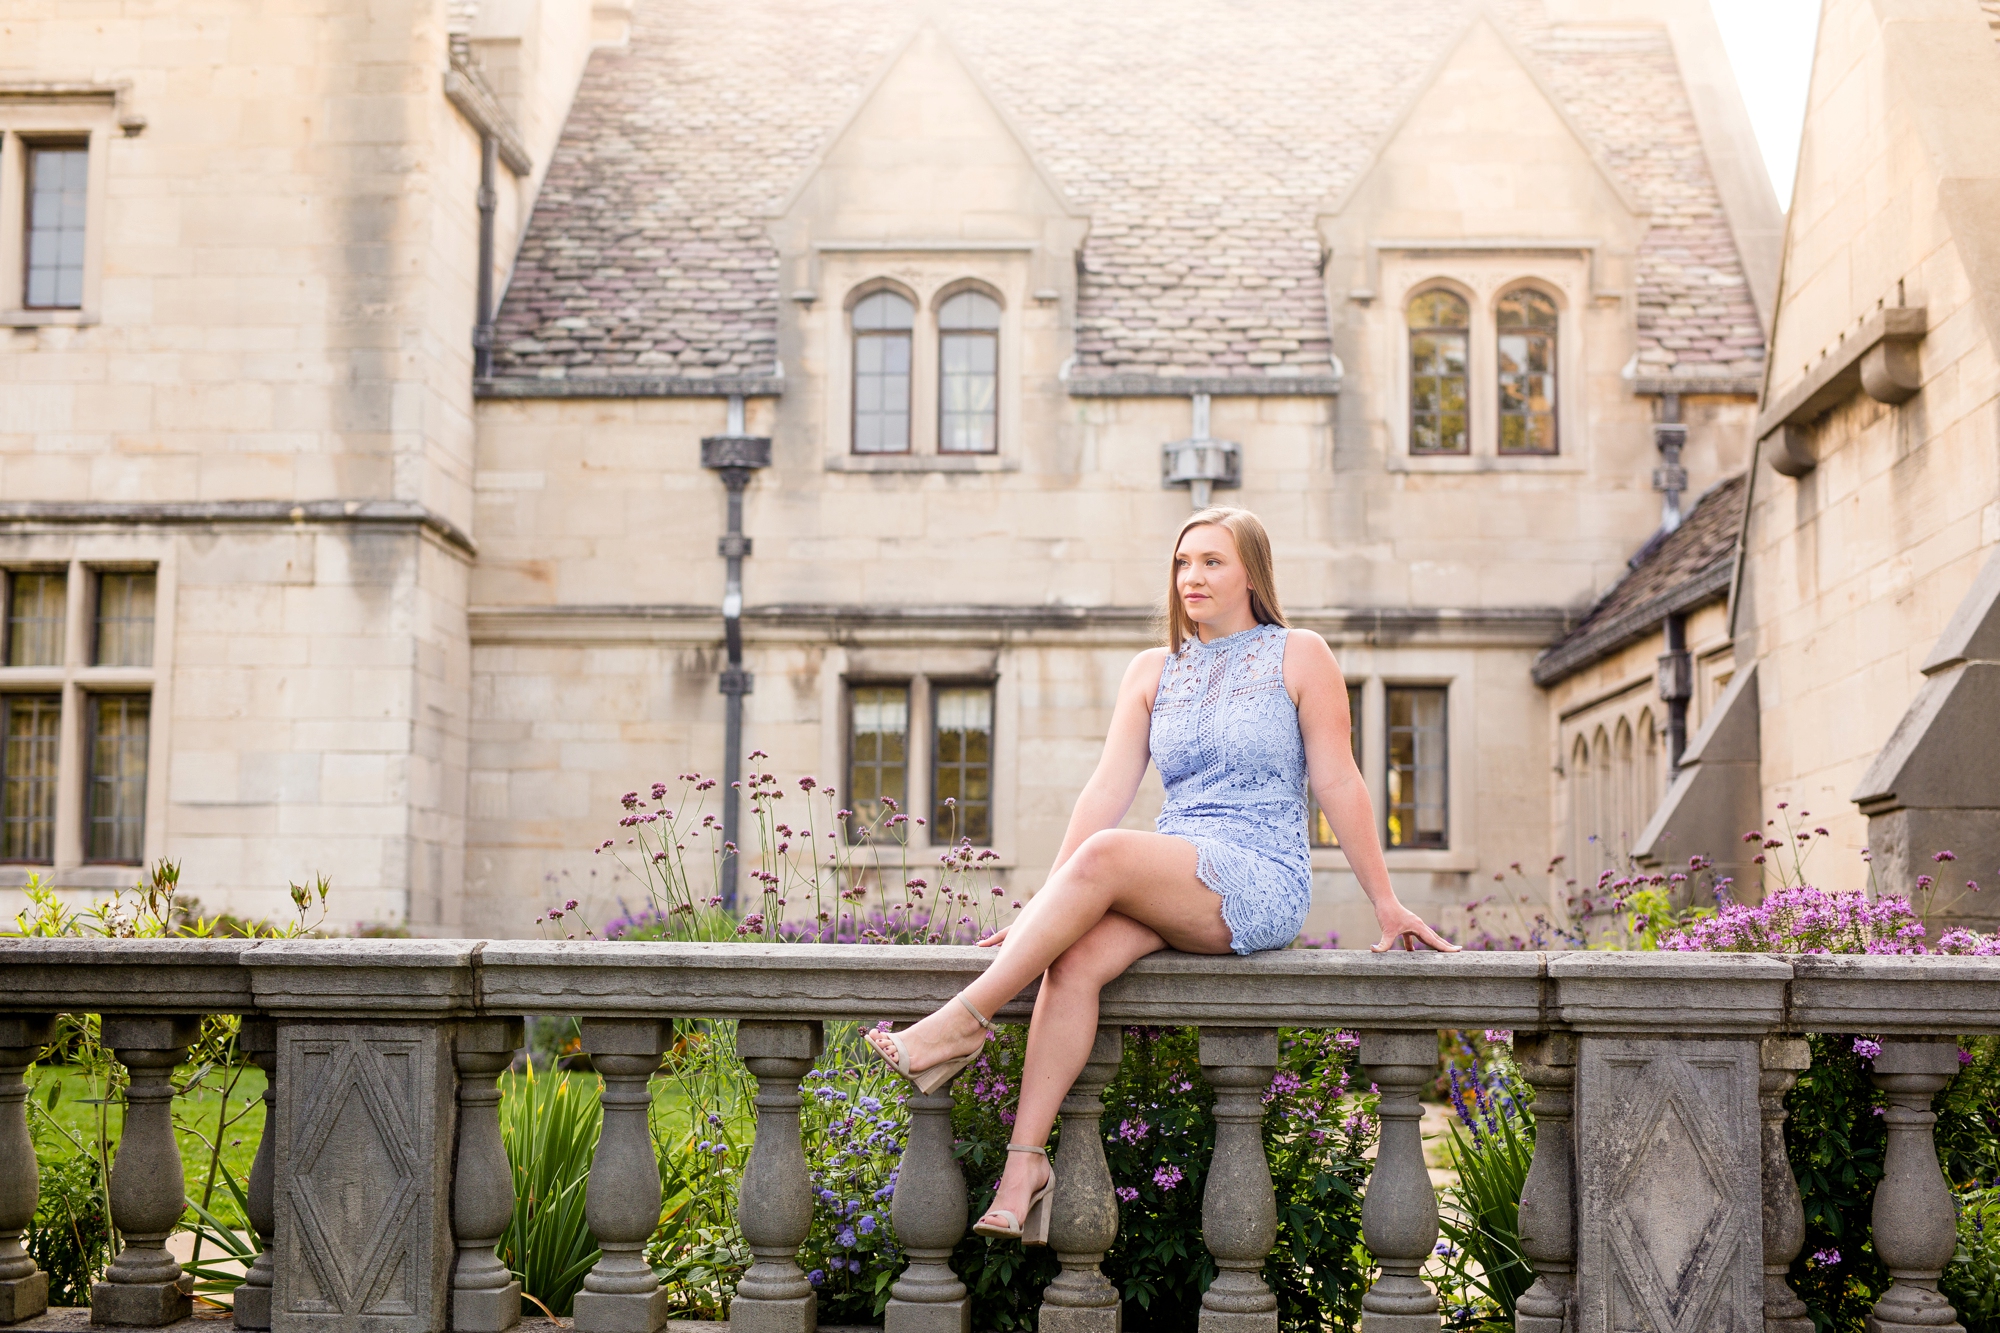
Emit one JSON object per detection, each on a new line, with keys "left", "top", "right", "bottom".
{"left": 1, "top": 940, "right": 1995, "bottom": 1333}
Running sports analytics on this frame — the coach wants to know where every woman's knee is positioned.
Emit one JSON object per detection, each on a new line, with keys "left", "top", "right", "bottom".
{"left": 1068, "top": 828, "right": 1135, "bottom": 881}
{"left": 1045, "top": 938, "right": 1121, "bottom": 994}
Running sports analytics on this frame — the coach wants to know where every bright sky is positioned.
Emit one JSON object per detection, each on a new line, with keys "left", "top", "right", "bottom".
{"left": 1711, "top": 0, "right": 1822, "bottom": 210}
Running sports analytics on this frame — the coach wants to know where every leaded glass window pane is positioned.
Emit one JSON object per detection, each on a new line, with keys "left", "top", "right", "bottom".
{"left": 26, "top": 146, "right": 88, "bottom": 310}
{"left": 932, "top": 685, "right": 993, "bottom": 844}
{"left": 1498, "top": 289, "right": 1559, "bottom": 455}
{"left": 1, "top": 696, "right": 60, "bottom": 863}
{"left": 1385, "top": 686, "right": 1448, "bottom": 849}
{"left": 87, "top": 695, "right": 148, "bottom": 864}
{"left": 847, "top": 684, "right": 909, "bottom": 838}
{"left": 853, "top": 291, "right": 913, "bottom": 454}
{"left": 1408, "top": 289, "right": 1469, "bottom": 455}
{"left": 938, "top": 291, "right": 999, "bottom": 454}
{"left": 1308, "top": 684, "right": 1363, "bottom": 848}
{"left": 95, "top": 572, "right": 156, "bottom": 668}
{"left": 6, "top": 573, "right": 66, "bottom": 667}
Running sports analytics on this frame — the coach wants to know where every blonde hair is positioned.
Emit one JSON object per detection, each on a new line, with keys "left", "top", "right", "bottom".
{"left": 1165, "top": 507, "right": 1288, "bottom": 654}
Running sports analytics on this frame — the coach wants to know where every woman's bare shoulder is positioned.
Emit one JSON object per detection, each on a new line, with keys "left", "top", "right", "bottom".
{"left": 1280, "top": 627, "right": 1343, "bottom": 690}
{"left": 1124, "top": 645, "right": 1170, "bottom": 697}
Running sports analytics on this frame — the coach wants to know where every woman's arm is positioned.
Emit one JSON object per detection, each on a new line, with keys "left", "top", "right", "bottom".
{"left": 1048, "top": 648, "right": 1168, "bottom": 874}
{"left": 1288, "top": 630, "right": 1459, "bottom": 952}
{"left": 977, "top": 648, "right": 1165, "bottom": 947}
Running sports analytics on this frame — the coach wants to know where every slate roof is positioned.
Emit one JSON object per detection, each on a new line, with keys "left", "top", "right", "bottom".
{"left": 1531, "top": 472, "right": 1748, "bottom": 686}
{"left": 490, "top": 0, "right": 1767, "bottom": 387}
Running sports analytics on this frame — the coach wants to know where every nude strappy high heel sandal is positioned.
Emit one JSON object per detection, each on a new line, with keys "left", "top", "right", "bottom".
{"left": 869, "top": 993, "right": 990, "bottom": 1095}
{"left": 972, "top": 1145, "right": 1054, "bottom": 1244}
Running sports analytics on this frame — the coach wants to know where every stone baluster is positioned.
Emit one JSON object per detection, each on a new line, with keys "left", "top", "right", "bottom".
{"left": 1865, "top": 1038, "right": 1966, "bottom": 1333}
{"left": 1511, "top": 1032, "right": 1573, "bottom": 1333}
{"left": 1197, "top": 1027, "right": 1278, "bottom": 1333}
{"left": 1359, "top": 1031, "right": 1440, "bottom": 1333}
{"left": 1038, "top": 1027, "right": 1125, "bottom": 1333}
{"left": 233, "top": 1019, "right": 277, "bottom": 1331}
{"left": 0, "top": 1016, "right": 53, "bottom": 1323}
{"left": 1759, "top": 1037, "right": 1813, "bottom": 1333}
{"left": 886, "top": 1085, "right": 969, "bottom": 1333}
{"left": 736, "top": 1021, "right": 824, "bottom": 1333}
{"left": 574, "top": 1019, "right": 672, "bottom": 1333}
{"left": 454, "top": 1019, "right": 525, "bottom": 1333}
{"left": 93, "top": 1016, "right": 199, "bottom": 1327}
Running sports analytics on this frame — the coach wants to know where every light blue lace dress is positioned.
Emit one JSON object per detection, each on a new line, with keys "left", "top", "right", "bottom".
{"left": 1148, "top": 622, "right": 1312, "bottom": 954}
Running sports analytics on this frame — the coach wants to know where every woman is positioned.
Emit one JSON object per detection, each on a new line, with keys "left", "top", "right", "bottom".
{"left": 867, "top": 507, "right": 1455, "bottom": 1242}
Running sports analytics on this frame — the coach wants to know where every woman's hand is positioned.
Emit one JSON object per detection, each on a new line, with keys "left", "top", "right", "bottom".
{"left": 1369, "top": 903, "right": 1459, "bottom": 953}
{"left": 978, "top": 926, "right": 1009, "bottom": 948}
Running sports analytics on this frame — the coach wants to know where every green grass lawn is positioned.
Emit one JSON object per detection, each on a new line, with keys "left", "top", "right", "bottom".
{"left": 25, "top": 1060, "right": 745, "bottom": 1237}
{"left": 29, "top": 1063, "right": 268, "bottom": 1230}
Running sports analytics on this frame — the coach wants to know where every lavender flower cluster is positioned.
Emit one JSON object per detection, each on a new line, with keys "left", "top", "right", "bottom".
{"left": 1660, "top": 883, "right": 2000, "bottom": 955}
{"left": 796, "top": 1029, "right": 910, "bottom": 1312}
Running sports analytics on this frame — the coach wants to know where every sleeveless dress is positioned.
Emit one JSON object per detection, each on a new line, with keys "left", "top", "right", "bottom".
{"left": 1147, "top": 621, "right": 1313, "bottom": 954}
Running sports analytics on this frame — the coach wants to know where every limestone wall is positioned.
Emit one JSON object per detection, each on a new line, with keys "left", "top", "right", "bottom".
{"left": 1743, "top": 0, "right": 2000, "bottom": 890}
{"left": 0, "top": 0, "right": 596, "bottom": 927}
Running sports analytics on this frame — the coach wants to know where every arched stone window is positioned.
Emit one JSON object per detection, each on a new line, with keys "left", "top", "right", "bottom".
{"left": 1638, "top": 710, "right": 1661, "bottom": 830}
{"left": 852, "top": 289, "right": 914, "bottom": 454}
{"left": 1408, "top": 289, "right": 1469, "bottom": 455}
{"left": 1497, "top": 288, "right": 1558, "bottom": 454}
{"left": 1614, "top": 718, "right": 1635, "bottom": 852}
{"left": 938, "top": 289, "right": 1000, "bottom": 454}
{"left": 1570, "top": 733, "right": 1594, "bottom": 884}
{"left": 1591, "top": 726, "right": 1612, "bottom": 879}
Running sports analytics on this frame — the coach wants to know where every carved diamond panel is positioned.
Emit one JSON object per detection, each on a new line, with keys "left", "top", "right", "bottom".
{"left": 273, "top": 1023, "right": 455, "bottom": 1333}
{"left": 1576, "top": 1038, "right": 1761, "bottom": 1333}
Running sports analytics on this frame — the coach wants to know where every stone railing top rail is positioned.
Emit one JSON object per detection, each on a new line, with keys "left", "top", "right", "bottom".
{"left": 1, "top": 938, "right": 1995, "bottom": 1033}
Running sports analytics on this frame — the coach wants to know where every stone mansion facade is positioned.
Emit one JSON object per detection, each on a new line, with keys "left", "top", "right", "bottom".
{"left": 17, "top": 0, "right": 1979, "bottom": 944}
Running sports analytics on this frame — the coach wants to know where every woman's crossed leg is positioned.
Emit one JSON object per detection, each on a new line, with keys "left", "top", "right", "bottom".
{"left": 865, "top": 827, "right": 1233, "bottom": 1232}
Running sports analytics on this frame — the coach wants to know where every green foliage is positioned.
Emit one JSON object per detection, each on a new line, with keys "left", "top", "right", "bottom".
{"left": 950, "top": 1022, "right": 1062, "bottom": 1333}
{"left": 497, "top": 1062, "right": 602, "bottom": 1318}
{"left": 28, "top": 1151, "right": 110, "bottom": 1306}
{"left": 1099, "top": 1027, "right": 1214, "bottom": 1333}
{"left": 1942, "top": 1188, "right": 2000, "bottom": 1333}
{"left": 1779, "top": 1033, "right": 2000, "bottom": 1333}
{"left": 792, "top": 1026, "right": 913, "bottom": 1323}
{"left": 11, "top": 860, "right": 333, "bottom": 1314}
{"left": 1938, "top": 1035, "right": 2000, "bottom": 1189}
{"left": 945, "top": 1025, "right": 1375, "bottom": 1333}
{"left": 1262, "top": 1031, "right": 1375, "bottom": 1333}
{"left": 649, "top": 1022, "right": 756, "bottom": 1320}
{"left": 1436, "top": 1110, "right": 1534, "bottom": 1327}
{"left": 1782, "top": 1037, "right": 1887, "bottom": 1328}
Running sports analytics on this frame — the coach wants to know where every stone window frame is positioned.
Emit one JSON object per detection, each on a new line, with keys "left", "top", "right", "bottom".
{"left": 823, "top": 266, "right": 1024, "bottom": 474}
{"left": 1304, "top": 666, "right": 1473, "bottom": 874}
{"left": 1384, "top": 683, "right": 1451, "bottom": 851}
{"left": 1559, "top": 685, "right": 1670, "bottom": 887}
{"left": 823, "top": 648, "right": 1016, "bottom": 870}
{"left": 927, "top": 678, "right": 996, "bottom": 847}
{"left": 933, "top": 279, "right": 1004, "bottom": 457}
{"left": 1494, "top": 283, "right": 1562, "bottom": 455}
{"left": 0, "top": 543, "right": 174, "bottom": 887}
{"left": 0, "top": 94, "right": 119, "bottom": 328}
{"left": 841, "top": 672, "right": 1001, "bottom": 853}
{"left": 847, "top": 281, "right": 919, "bottom": 456}
{"left": 1381, "top": 256, "right": 1588, "bottom": 473}
{"left": 1406, "top": 285, "right": 1473, "bottom": 456}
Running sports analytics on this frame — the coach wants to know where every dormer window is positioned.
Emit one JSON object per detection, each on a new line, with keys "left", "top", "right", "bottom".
{"left": 1497, "top": 288, "right": 1558, "bottom": 454}
{"left": 827, "top": 273, "right": 1020, "bottom": 468}
{"left": 1408, "top": 290, "right": 1469, "bottom": 455}
{"left": 938, "top": 289, "right": 1000, "bottom": 454}
{"left": 852, "top": 289, "right": 914, "bottom": 454}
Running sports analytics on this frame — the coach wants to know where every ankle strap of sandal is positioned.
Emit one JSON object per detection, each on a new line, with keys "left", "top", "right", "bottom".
{"left": 1005, "top": 1144, "right": 1047, "bottom": 1156}
{"left": 957, "top": 993, "right": 991, "bottom": 1029}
